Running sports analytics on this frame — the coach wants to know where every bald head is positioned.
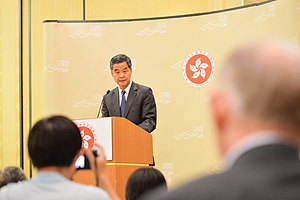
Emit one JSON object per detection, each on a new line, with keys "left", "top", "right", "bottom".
{"left": 220, "top": 39, "right": 300, "bottom": 132}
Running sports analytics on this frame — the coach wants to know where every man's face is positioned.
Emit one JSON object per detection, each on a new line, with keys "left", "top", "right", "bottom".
{"left": 111, "top": 61, "right": 132, "bottom": 90}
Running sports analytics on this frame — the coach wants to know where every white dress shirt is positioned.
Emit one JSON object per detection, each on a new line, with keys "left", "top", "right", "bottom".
{"left": 118, "top": 80, "right": 132, "bottom": 106}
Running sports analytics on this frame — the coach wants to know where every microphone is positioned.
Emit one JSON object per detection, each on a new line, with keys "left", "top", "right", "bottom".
{"left": 96, "top": 90, "right": 110, "bottom": 118}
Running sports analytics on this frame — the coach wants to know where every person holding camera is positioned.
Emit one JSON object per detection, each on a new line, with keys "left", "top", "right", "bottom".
{"left": 0, "top": 115, "right": 120, "bottom": 200}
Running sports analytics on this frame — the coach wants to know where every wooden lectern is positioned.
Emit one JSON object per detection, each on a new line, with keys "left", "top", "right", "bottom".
{"left": 73, "top": 117, "right": 153, "bottom": 200}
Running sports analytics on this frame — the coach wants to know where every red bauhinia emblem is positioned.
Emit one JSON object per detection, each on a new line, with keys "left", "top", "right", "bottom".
{"left": 182, "top": 50, "right": 215, "bottom": 88}
{"left": 77, "top": 122, "right": 97, "bottom": 150}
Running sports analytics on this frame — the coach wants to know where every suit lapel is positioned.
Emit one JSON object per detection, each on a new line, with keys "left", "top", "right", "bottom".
{"left": 111, "top": 87, "right": 121, "bottom": 116}
{"left": 124, "top": 81, "right": 137, "bottom": 117}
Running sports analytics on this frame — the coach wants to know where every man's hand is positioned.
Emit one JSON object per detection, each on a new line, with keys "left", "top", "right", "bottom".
{"left": 94, "top": 143, "right": 108, "bottom": 181}
{"left": 83, "top": 143, "right": 120, "bottom": 200}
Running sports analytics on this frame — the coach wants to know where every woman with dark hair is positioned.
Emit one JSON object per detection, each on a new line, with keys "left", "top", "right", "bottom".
{"left": 125, "top": 168, "right": 167, "bottom": 200}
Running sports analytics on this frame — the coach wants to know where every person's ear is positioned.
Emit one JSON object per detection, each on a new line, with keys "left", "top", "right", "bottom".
{"left": 28, "top": 154, "right": 32, "bottom": 162}
{"left": 210, "top": 90, "right": 229, "bottom": 133}
{"left": 75, "top": 149, "right": 84, "bottom": 160}
{"left": 71, "top": 149, "right": 84, "bottom": 166}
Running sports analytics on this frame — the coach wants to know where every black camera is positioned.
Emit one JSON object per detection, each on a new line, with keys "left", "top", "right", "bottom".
{"left": 75, "top": 150, "right": 98, "bottom": 170}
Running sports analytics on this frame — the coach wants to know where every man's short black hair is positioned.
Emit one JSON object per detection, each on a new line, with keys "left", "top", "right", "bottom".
{"left": 28, "top": 115, "right": 82, "bottom": 169}
{"left": 110, "top": 54, "right": 132, "bottom": 71}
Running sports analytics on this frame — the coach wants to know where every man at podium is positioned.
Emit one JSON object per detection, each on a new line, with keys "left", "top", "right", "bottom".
{"left": 101, "top": 54, "right": 157, "bottom": 133}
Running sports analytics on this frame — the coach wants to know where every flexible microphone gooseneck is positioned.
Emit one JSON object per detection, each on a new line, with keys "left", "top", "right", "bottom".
{"left": 96, "top": 90, "right": 110, "bottom": 118}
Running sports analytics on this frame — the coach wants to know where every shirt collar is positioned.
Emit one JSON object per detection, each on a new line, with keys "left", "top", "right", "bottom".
{"left": 33, "top": 171, "right": 69, "bottom": 183}
{"left": 223, "top": 130, "right": 287, "bottom": 170}
{"left": 118, "top": 80, "right": 132, "bottom": 95}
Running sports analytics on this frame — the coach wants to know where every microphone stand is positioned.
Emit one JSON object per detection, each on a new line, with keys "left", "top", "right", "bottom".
{"left": 96, "top": 90, "right": 110, "bottom": 118}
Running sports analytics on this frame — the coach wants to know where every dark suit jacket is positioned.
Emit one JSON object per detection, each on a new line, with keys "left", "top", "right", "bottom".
{"left": 101, "top": 81, "right": 157, "bottom": 133}
{"left": 145, "top": 143, "right": 300, "bottom": 200}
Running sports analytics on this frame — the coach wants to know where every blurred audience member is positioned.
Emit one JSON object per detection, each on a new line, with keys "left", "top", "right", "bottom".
{"left": 0, "top": 115, "right": 120, "bottom": 200}
{"left": 0, "top": 170, "right": 3, "bottom": 188}
{"left": 0, "top": 166, "right": 27, "bottom": 188}
{"left": 126, "top": 167, "right": 167, "bottom": 200}
{"left": 144, "top": 39, "right": 300, "bottom": 200}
